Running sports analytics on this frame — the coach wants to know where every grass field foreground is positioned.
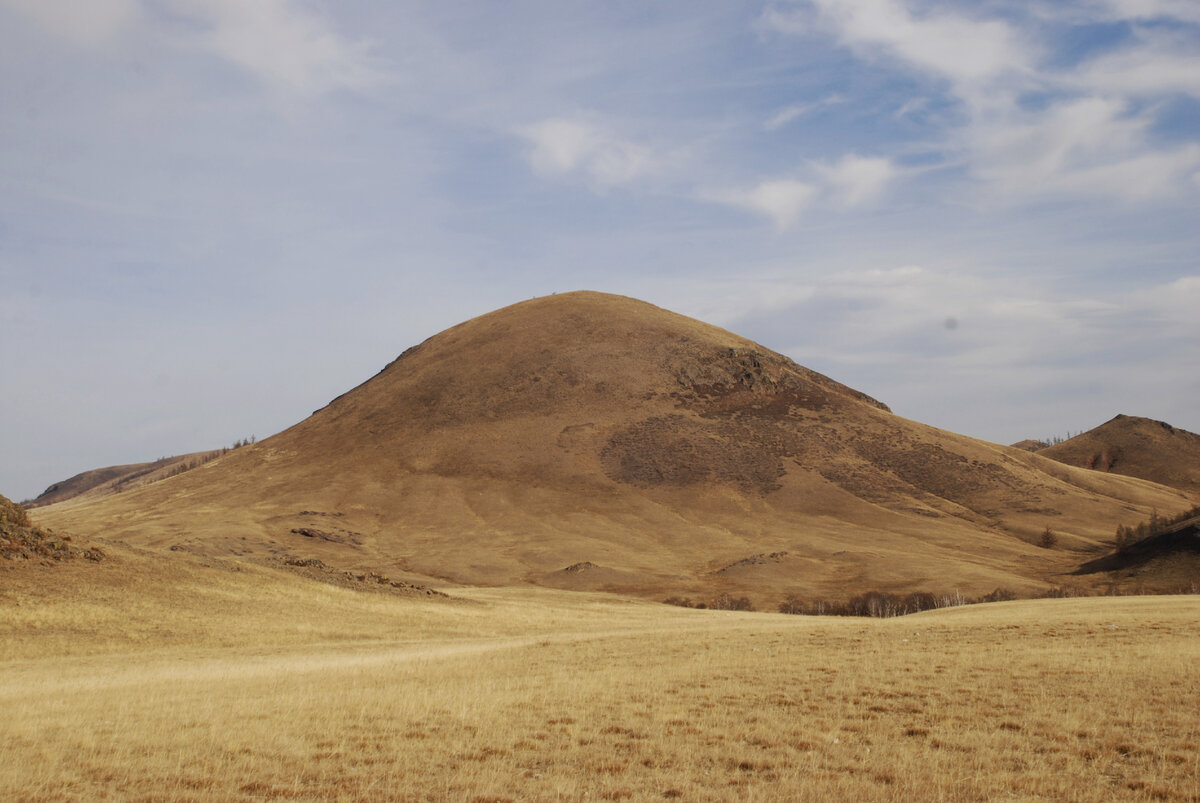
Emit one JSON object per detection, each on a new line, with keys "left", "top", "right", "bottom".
{"left": 2, "top": 553, "right": 1199, "bottom": 802}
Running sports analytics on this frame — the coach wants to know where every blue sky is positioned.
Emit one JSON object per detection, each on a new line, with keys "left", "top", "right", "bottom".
{"left": 2, "top": 0, "right": 1198, "bottom": 502}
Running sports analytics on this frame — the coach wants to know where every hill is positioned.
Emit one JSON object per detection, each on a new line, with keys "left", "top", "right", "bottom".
{"left": 33, "top": 292, "right": 1194, "bottom": 605}
{"left": 1035, "top": 415, "right": 1200, "bottom": 494}
{"left": 27, "top": 449, "right": 231, "bottom": 508}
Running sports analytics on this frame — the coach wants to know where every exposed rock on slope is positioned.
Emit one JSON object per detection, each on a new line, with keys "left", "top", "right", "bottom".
{"left": 1, "top": 494, "right": 102, "bottom": 563}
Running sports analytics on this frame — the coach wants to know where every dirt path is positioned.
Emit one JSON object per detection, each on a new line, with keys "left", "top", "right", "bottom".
{"left": 0, "top": 616, "right": 805, "bottom": 701}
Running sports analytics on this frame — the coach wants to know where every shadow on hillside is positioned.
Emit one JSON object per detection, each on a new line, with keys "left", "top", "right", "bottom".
{"left": 1074, "top": 518, "right": 1200, "bottom": 574}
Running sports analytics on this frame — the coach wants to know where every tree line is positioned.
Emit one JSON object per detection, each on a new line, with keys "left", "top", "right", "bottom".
{"left": 159, "top": 436, "right": 258, "bottom": 481}
{"left": 1114, "top": 505, "right": 1200, "bottom": 552}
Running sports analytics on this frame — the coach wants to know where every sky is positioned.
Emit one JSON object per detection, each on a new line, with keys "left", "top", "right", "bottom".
{"left": 2, "top": 0, "right": 1198, "bottom": 502}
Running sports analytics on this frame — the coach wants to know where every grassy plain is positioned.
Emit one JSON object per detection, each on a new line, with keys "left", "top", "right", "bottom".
{"left": 2, "top": 549, "right": 1199, "bottom": 801}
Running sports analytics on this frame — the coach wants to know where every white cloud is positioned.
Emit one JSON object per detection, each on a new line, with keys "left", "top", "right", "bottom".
{"left": 764, "top": 104, "right": 812, "bottom": 132}
{"left": 968, "top": 97, "right": 1200, "bottom": 199}
{"left": 768, "top": 0, "right": 1035, "bottom": 89}
{"left": 1133, "top": 274, "right": 1200, "bottom": 326}
{"left": 0, "top": 0, "right": 384, "bottom": 95}
{"left": 816, "top": 154, "right": 896, "bottom": 207}
{"left": 519, "top": 116, "right": 655, "bottom": 186}
{"left": 1092, "top": 0, "right": 1200, "bottom": 23}
{"left": 1056, "top": 146, "right": 1200, "bottom": 200}
{"left": 769, "top": 0, "right": 1200, "bottom": 203}
{"left": 1071, "top": 33, "right": 1200, "bottom": 99}
{"left": 714, "top": 179, "right": 821, "bottom": 230}
{"left": 0, "top": 0, "right": 137, "bottom": 47}
{"left": 706, "top": 153, "right": 895, "bottom": 227}
{"left": 725, "top": 264, "right": 1154, "bottom": 391}
{"left": 166, "top": 0, "right": 384, "bottom": 95}
{"left": 894, "top": 97, "right": 929, "bottom": 120}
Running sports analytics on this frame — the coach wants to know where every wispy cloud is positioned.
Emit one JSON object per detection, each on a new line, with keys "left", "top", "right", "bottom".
{"left": 1090, "top": 0, "right": 1200, "bottom": 24}
{"left": 0, "top": 0, "right": 385, "bottom": 95}
{"left": 816, "top": 154, "right": 897, "bottom": 207}
{"left": 518, "top": 115, "right": 657, "bottom": 187}
{"left": 709, "top": 154, "right": 896, "bottom": 227}
{"left": 765, "top": 0, "right": 1035, "bottom": 89}
{"left": 968, "top": 97, "right": 1200, "bottom": 199}
{"left": 713, "top": 178, "right": 822, "bottom": 229}
{"left": 0, "top": 0, "right": 138, "bottom": 47}
{"left": 763, "top": 95, "right": 844, "bottom": 130}
{"left": 1069, "top": 29, "right": 1200, "bottom": 98}
{"left": 166, "top": 0, "right": 386, "bottom": 95}
{"left": 767, "top": 0, "right": 1200, "bottom": 202}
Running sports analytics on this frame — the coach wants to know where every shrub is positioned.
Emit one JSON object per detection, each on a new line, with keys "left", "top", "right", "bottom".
{"left": 710, "top": 593, "right": 754, "bottom": 612}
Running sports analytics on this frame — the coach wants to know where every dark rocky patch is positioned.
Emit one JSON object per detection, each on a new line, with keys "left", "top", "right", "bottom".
{"left": 600, "top": 415, "right": 786, "bottom": 495}
{"left": 716, "top": 552, "right": 789, "bottom": 573}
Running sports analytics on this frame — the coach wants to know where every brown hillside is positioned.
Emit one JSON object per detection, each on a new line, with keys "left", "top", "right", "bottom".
{"left": 29, "top": 450, "right": 225, "bottom": 508}
{"left": 1037, "top": 415, "right": 1200, "bottom": 494}
{"left": 34, "top": 292, "right": 1194, "bottom": 605}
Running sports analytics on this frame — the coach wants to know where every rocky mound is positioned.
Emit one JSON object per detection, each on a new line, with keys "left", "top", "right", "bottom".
{"left": 1, "top": 494, "right": 102, "bottom": 564}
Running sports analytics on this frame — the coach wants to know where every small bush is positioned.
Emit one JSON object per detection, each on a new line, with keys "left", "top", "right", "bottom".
{"left": 1040, "top": 527, "right": 1058, "bottom": 549}
{"left": 779, "top": 587, "right": 1021, "bottom": 618}
{"left": 664, "top": 594, "right": 753, "bottom": 611}
{"left": 710, "top": 593, "right": 754, "bottom": 612}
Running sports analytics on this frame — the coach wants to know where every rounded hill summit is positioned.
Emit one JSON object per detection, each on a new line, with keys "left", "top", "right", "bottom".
{"left": 35, "top": 291, "right": 1192, "bottom": 601}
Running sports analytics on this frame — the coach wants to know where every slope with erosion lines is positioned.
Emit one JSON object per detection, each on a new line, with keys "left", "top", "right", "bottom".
{"left": 34, "top": 292, "right": 1193, "bottom": 604}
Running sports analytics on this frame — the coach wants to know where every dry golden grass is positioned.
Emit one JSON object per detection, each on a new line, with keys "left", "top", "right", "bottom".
{"left": 3, "top": 549, "right": 1199, "bottom": 801}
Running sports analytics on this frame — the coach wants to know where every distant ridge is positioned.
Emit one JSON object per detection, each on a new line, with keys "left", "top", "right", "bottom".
{"left": 1034, "top": 415, "right": 1200, "bottom": 495}
{"left": 28, "top": 449, "right": 230, "bottom": 508}
{"left": 33, "top": 292, "right": 1194, "bottom": 603}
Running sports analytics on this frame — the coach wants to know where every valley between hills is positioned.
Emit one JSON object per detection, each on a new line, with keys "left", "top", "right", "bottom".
{"left": 5, "top": 291, "right": 1200, "bottom": 801}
